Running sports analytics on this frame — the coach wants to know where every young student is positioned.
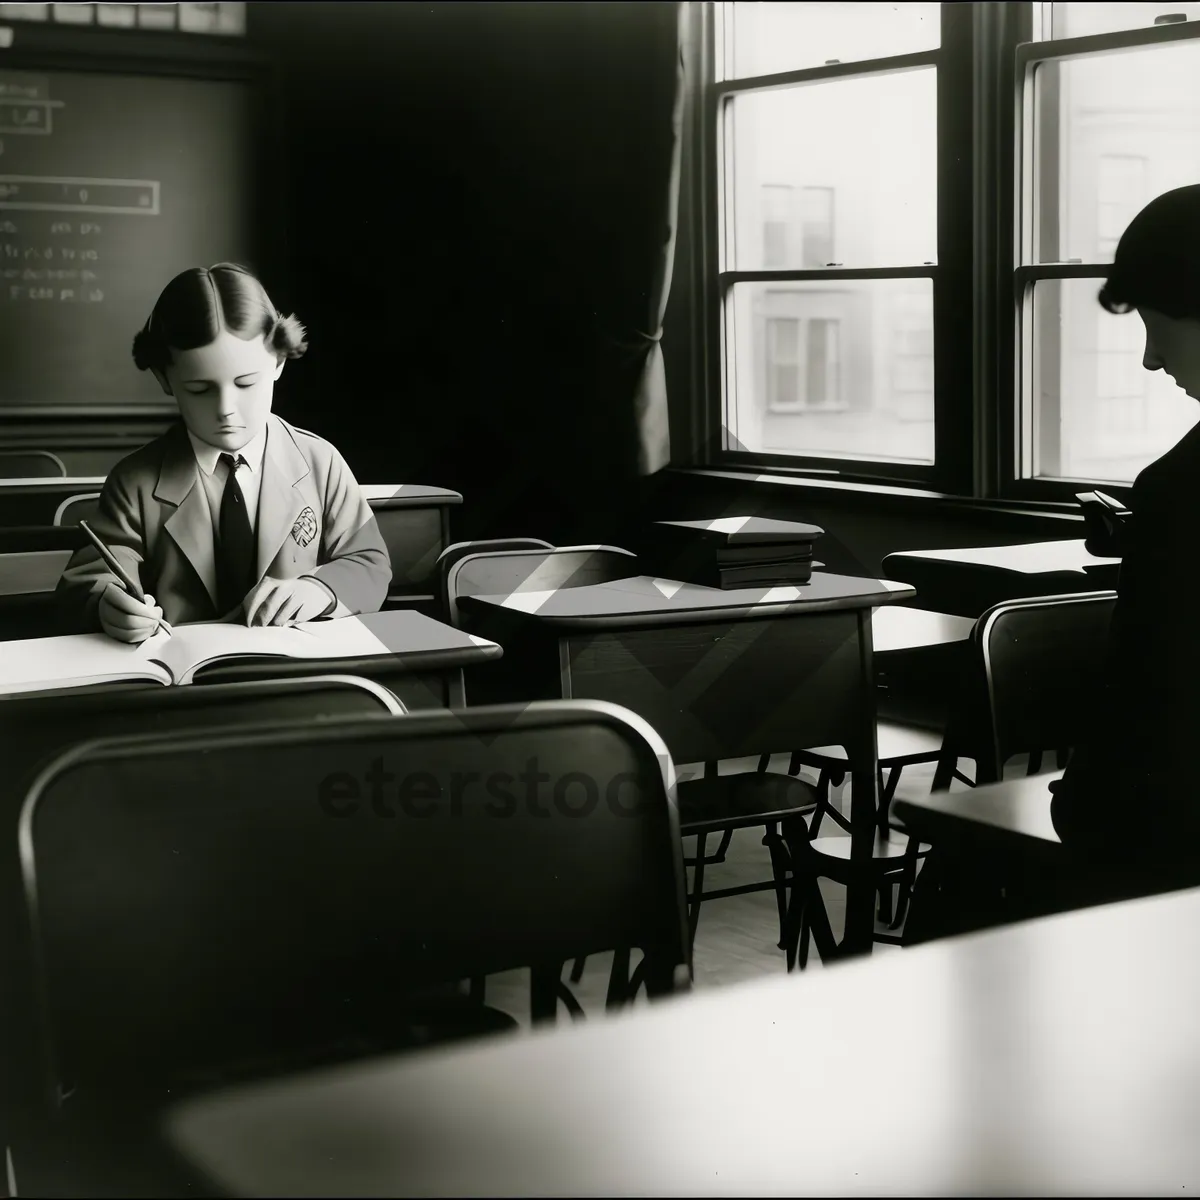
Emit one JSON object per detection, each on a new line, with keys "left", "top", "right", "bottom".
{"left": 906, "top": 184, "right": 1200, "bottom": 943}
{"left": 57, "top": 263, "right": 391, "bottom": 641}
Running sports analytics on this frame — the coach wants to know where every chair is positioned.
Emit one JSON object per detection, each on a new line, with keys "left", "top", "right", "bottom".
{"left": 784, "top": 592, "right": 1116, "bottom": 968}
{"left": 15, "top": 700, "right": 689, "bottom": 1193}
{"left": 0, "top": 675, "right": 406, "bottom": 1195}
{"left": 434, "top": 537, "right": 554, "bottom": 623}
{"left": 0, "top": 451, "right": 67, "bottom": 480}
{"left": 446, "top": 545, "right": 819, "bottom": 969}
{"left": 892, "top": 591, "right": 1117, "bottom": 944}
{"left": 52, "top": 493, "right": 101, "bottom": 526}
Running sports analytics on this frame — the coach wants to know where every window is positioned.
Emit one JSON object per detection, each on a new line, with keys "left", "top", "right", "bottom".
{"left": 765, "top": 314, "right": 843, "bottom": 413}
{"left": 761, "top": 184, "right": 793, "bottom": 269}
{"left": 799, "top": 186, "right": 835, "bottom": 269}
{"left": 1016, "top": 4, "right": 1200, "bottom": 488}
{"left": 710, "top": 2, "right": 952, "bottom": 475}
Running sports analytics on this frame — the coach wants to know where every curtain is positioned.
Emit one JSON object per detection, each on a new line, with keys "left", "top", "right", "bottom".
{"left": 628, "top": 0, "right": 686, "bottom": 477}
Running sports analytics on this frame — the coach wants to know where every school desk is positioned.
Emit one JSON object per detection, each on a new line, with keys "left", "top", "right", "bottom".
{"left": 0, "top": 478, "right": 107, "bottom": 527}
{"left": 882, "top": 538, "right": 1121, "bottom": 617}
{"left": 0, "top": 549, "right": 75, "bottom": 640}
{"left": 362, "top": 484, "right": 463, "bottom": 602}
{"left": 165, "top": 881, "right": 1200, "bottom": 1196}
{"left": 895, "top": 769, "right": 1064, "bottom": 853}
{"left": 5, "top": 611, "right": 501, "bottom": 711}
{"left": 458, "top": 571, "right": 917, "bottom": 955}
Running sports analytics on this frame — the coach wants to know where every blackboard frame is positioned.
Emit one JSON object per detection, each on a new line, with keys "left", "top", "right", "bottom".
{"left": 0, "top": 18, "right": 285, "bottom": 425}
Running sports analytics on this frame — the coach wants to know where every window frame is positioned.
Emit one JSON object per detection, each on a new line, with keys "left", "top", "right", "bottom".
{"left": 1005, "top": 13, "right": 1200, "bottom": 504}
{"left": 698, "top": 1, "right": 975, "bottom": 493}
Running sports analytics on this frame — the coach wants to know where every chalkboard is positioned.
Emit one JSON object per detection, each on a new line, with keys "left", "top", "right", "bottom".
{"left": 0, "top": 67, "right": 256, "bottom": 413}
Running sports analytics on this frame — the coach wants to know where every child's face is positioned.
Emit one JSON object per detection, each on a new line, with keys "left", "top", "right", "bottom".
{"left": 1139, "top": 307, "right": 1200, "bottom": 401}
{"left": 154, "top": 330, "right": 284, "bottom": 452}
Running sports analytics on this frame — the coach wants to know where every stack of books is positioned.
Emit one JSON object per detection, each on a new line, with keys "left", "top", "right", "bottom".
{"left": 641, "top": 517, "right": 825, "bottom": 589}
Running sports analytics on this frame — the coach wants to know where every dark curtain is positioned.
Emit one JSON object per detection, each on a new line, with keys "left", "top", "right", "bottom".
{"left": 254, "top": 2, "right": 687, "bottom": 546}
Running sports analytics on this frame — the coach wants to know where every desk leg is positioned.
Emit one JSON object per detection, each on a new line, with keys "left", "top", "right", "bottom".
{"left": 842, "top": 611, "right": 881, "bottom": 957}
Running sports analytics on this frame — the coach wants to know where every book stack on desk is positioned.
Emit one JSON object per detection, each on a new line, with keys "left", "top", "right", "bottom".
{"left": 642, "top": 517, "right": 825, "bottom": 589}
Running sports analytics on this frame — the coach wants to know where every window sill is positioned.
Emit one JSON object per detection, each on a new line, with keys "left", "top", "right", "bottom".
{"left": 668, "top": 466, "right": 1084, "bottom": 524}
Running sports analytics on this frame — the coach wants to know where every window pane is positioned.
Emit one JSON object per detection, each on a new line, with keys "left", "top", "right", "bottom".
{"left": 721, "top": 2, "right": 940, "bottom": 80}
{"left": 1032, "top": 42, "right": 1200, "bottom": 263}
{"left": 1048, "top": 2, "right": 1200, "bottom": 39}
{"left": 1027, "top": 277, "right": 1199, "bottom": 482}
{"left": 727, "top": 70, "right": 937, "bottom": 270}
{"left": 726, "top": 279, "right": 935, "bottom": 463}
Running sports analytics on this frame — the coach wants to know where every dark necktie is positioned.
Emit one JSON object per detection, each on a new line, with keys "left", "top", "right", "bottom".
{"left": 217, "top": 452, "right": 256, "bottom": 615}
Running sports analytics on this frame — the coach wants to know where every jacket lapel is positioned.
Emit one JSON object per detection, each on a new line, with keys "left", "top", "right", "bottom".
{"left": 255, "top": 415, "right": 312, "bottom": 583}
{"left": 157, "top": 425, "right": 219, "bottom": 609}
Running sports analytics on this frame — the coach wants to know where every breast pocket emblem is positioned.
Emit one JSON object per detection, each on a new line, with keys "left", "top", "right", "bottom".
{"left": 291, "top": 506, "right": 318, "bottom": 548}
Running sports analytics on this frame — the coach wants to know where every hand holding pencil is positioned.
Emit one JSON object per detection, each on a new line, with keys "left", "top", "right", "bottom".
{"left": 80, "top": 520, "right": 174, "bottom": 643}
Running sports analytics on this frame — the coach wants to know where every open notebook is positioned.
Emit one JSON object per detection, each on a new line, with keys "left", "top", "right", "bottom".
{"left": 0, "top": 616, "right": 414, "bottom": 695}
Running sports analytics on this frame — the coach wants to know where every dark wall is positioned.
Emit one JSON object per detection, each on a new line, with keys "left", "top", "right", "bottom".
{"left": 249, "top": 0, "right": 681, "bottom": 546}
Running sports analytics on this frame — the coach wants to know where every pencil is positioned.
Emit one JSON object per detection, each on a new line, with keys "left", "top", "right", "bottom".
{"left": 79, "top": 520, "right": 174, "bottom": 638}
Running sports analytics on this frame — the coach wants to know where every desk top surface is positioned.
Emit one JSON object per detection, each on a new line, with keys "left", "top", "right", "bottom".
{"left": 0, "top": 548, "right": 72, "bottom": 597}
{"left": 166, "top": 883, "right": 1200, "bottom": 1196}
{"left": 0, "top": 476, "right": 106, "bottom": 491}
{"left": 886, "top": 539, "right": 1119, "bottom": 576}
{"left": 460, "top": 572, "right": 916, "bottom": 630}
{"left": 361, "top": 485, "right": 463, "bottom": 506}
{"left": 895, "top": 770, "right": 1064, "bottom": 845}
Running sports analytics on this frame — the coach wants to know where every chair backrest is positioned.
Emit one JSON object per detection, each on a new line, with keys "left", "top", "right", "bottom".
{"left": 19, "top": 699, "right": 688, "bottom": 1108}
{"left": 52, "top": 493, "right": 101, "bottom": 527}
{"left": 444, "top": 545, "right": 639, "bottom": 628}
{"left": 963, "top": 590, "right": 1117, "bottom": 782}
{"left": 435, "top": 538, "right": 554, "bottom": 621}
{"left": 0, "top": 452, "right": 67, "bottom": 480}
{"left": 0, "top": 676, "right": 404, "bottom": 1127}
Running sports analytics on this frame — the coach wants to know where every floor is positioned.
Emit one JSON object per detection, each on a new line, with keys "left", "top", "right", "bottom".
{"left": 483, "top": 751, "right": 962, "bottom": 1027}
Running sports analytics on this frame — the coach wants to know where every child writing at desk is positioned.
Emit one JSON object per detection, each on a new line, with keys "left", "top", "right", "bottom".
{"left": 57, "top": 263, "right": 391, "bottom": 641}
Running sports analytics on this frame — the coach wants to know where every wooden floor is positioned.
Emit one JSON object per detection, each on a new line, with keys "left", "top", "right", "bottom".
{"left": 483, "top": 752, "right": 970, "bottom": 1027}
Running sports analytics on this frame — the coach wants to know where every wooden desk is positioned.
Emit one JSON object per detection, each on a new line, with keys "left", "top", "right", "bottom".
{"left": 165, "top": 883, "right": 1200, "bottom": 1196}
{"left": 191, "top": 610, "right": 500, "bottom": 710}
{"left": 883, "top": 539, "right": 1120, "bottom": 618}
{"left": 0, "top": 478, "right": 106, "bottom": 527}
{"left": 0, "top": 549, "right": 74, "bottom": 640}
{"left": 460, "top": 572, "right": 916, "bottom": 953}
{"left": 895, "top": 770, "right": 1064, "bottom": 853}
{"left": 871, "top": 605, "right": 973, "bottom": 654}
{"left": 363, "top": 484, "right": 463, "bottom": 600}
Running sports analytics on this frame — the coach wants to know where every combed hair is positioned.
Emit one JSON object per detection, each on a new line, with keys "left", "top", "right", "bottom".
{"left": 132, "top": 263, "right": 308, "bottom": 371}
{"left": 1098, "top": 184, "right": 1200, "bottom": 320}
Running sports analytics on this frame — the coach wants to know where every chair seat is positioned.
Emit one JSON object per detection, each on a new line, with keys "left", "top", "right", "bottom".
{"left": 677, "top": 772, "right": 819, "bottom": 836}
{"left": 799, "top": 721, "right": 945, "bottom": 766}
{"left": 808, "top": 829, "right": 930, "bottom": 865}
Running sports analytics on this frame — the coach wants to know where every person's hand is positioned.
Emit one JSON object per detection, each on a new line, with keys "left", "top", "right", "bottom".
{"left": 243, "top": 576, "right": 333, "bottom": 627}
{"left": 98, "top": 583, "right": 166, "bottom": 644}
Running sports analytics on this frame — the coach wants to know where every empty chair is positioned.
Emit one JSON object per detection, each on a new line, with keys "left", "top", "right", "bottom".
{"left": 52, "top": 494, "right": 101, "bottom": 526}
{"left": 786, "top": 593, "right": 1117, "bottom": 966}
{"left": 444, "top": 543, "right": 637, "bottom": 628}
{"left": 896, "top": 591, "right": 1118, "bottom": 943}
{"left": 434, "top": 537, "right": 554, "bottom": 622}
{"left": 15, "top": 699, "right": 688, "bottom": 1193}
{"left": 0, "top": 451, "right": 67, "bottom": 480}
{"left": 0, "top": 675, "right": 406, "bottom": 1195}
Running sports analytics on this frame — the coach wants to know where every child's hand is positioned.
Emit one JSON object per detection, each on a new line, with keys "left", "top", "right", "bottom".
{"left": 99, "top": 583, "right": 167, "bottom": 644}
{"left": 243, "top": 576, "right": 333, "bottom": 627}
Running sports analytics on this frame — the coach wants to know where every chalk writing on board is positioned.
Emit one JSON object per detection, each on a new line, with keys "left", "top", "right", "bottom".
{"left": 0, "top": 102, "right": 63, "bottom": 136}
{"left": 0, "top": 175, "right": 160, "bottom": 214}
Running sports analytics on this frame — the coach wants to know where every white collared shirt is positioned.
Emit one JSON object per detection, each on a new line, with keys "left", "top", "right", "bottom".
{"left": 187, "top": 426, "right": 268, "bottom": 539}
